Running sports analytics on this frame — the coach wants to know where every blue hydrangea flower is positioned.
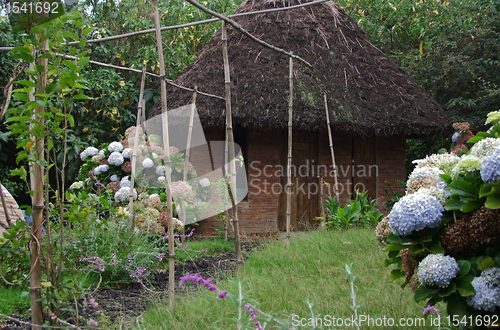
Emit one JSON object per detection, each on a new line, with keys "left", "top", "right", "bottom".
{"left": 467, "top": 267, "right": 500, "bottom": 312}
{"left": 417, "top": 254, "right": 459, "bottom": 288}
{"left": 480, "top": 148, "right": 500, "bottom": 183}
{"left": 120, "top": 176, "right": 131, "bottom": 188}
{"left": 108, "top": 151, "right": 125, "bottom": 166}
{"left": 110, "top": 174, "right": 119, "bottom": 182}
{"left": 389, "top": 194, "right": 444, "bottom": 236}
{"left": 452, "top": 132, "right": 461, "bottom": 143}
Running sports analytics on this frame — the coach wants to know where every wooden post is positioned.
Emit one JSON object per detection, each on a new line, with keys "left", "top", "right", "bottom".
{"left": 324, "top": 94, "right": 340, "bottom": 201}
{"left": 128, "top": 67, "right": 147, "bottom": 228}
{"left": 285, "top": 54, "right": 293, "bottom": 248}
{"left": 152, "top": 0, "right": 175, "bottom": 310}
{"left": 222, "top": 21, "right": 242, "bottom": 275}
{"left": 180, "top": 88, "right": 197, "bottom": 241}
{"left": 30, "top": 35, "right": 48, "bottom": 330}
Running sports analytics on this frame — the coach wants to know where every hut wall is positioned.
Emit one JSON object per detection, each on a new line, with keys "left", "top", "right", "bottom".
{"left": 376, "top": 134, "right": 406, "bottom": 209}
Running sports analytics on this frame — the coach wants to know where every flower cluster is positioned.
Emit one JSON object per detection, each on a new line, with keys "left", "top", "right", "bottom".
{"left": 417, "top": 254, "right": 459, "bottom": 288}
{"left": 245, "top": 304, "right": 263, "bottom": 330}
{"left": 171, "top": 180, "right": 194, "bottom": 201}
{"left": 94, "top": 164, "right": 109, "bottom": 175}
{"left": 413, "top": 154, "right": 460, "bottom": 174}
{"left": 413, "top": 187, "right": 448, "bottom": 205}
{"left": 108, "top": 141, "right": 124, "bottom": 153}
{"left": 389, "top": 194, "right": 444, "bottom": 236}
{"left": 375, "top": 216, "right": 391, "bottom": 244}
{"left": 80, "top": 146, "right": 99, "bottom": 161}
{"left": 114, "top": 187, "right": 137, "bottom": 204}
{"left": 486, "top": 111, "right": 500, "bottom": 126}
{"left": 470, "top": 138, "right": 500, "bottom": 158}
{"left": 69, "top": 181, "right": 84, "bottom": 190}
{"left": 480, "top": 148, "right": 500, "bottom": 183}
{"left": 199, "top": 178, "right": 211, "bottom": 188}
{"left": 122, "top": 148, "right": 132, "bottom": 159}
{"left": 108, "top": 151, "right": 124, "bottom": 166}
{"left": 407, "top": 166, "right": 447, "bottom": 194}
{"left": 178, "top": 272, "right": 228, "bottom": 299}
{"left": 142, "top": 157, "right": 154, "bottom": 169}
{"left": 450, "top": 155, "right": 481, "bottom": 178}
{"left": 467, "top": 267, "right": 500, "bottom": 312}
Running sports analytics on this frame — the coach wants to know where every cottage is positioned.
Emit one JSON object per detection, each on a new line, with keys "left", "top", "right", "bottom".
{"left": 151, "top": 0, "right": 449, "bottom": 236}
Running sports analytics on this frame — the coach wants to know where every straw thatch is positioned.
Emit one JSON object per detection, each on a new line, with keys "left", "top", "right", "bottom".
{"left": 0, "top": 184, "right": 23, "bottom": 237}
{"left": 151, "top": 0, "right": 449, "bottom": 135}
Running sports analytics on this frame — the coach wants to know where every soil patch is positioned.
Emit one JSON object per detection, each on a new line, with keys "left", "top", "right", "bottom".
{"left": 1, "top": 242, "right": 259, "bottom": 329}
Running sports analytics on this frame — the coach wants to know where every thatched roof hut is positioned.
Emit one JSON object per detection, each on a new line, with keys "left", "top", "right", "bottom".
{"left": 151, "top": 0, "right": 449, "bottom": 135}
{"left": 150, "top": 0, "right": 450, "bottom": 235}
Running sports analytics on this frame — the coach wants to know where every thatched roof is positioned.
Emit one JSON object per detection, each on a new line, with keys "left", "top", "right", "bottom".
{"left": 151, "top": 0, "right": 449, "bottom": 135}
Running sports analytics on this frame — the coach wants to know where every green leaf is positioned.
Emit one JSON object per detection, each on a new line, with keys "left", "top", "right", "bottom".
{"left": 439, "top": 283, "right": 456, "bottom": 297}
{"left": 444, "top": 196, "right": 466, "bottom": 211}
{"left": 478, "top": 258, "right": 495, "bottom": 271}
{"left": 13, "top": 52, "right": 34, "bottom": 63}
{"left": 83, "top": 27, "right": 94, "bottom": 35}
{"left": 384, "top": 243, "right": 407, "bottom": 252}
{"left": 13, "top": 93, "right": 29, "bottom": 102}
{"left": 66, "top": 114, "right": 75, "bottom": 127}
{"left": 446, "top": 292, "right": 468, "bottom": 319}
{"left": 45, "top": 83, "right": 61, "bottom": 94}
{"left": 15, "top": 80, "right": 37, "bottom": 88}
{"left": 456, "top": 260, "right": 471, "bottom": 278}
{"left": 63, "top": 60, "right": 77, "bottom": 72}
{"left": 390, "top": 269, "right": 405, "bottom": 280}
{"left": 63, "top": 31, "right": 80, "bottom": 41}
{"left": 427, "top": 241, "right": 444, "bottom": 254}
{"left": 414, "top": 286, "right": 439, "bottom": 302}
{"left": 484, "top": 194, "right": 500, "bottom": 209}
{"left": 73, "top": 94, "right": 90, "bottom": 100}
{"left": 78, "top": 57, "right": 90, "bottom": 67}
{"left": 455, "top": 277, "right": 475, "bottom": 297}
{"left": 462, "top": 202, "right": 482, "bottom": 213}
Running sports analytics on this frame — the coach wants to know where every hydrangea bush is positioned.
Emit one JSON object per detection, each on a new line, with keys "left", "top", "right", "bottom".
{"left": 383, "top": 111, "right": 500, "bottom": 325}
{"left": 70, "top": 126, "right": 214, "bottom": 235}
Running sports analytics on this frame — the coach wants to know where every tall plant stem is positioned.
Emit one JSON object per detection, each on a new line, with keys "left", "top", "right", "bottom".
{"left": 152, "top": 0, "right": 175, "bottom": 310}
{"left": 222, "top": 21, "right": 242, "bottom": 275}
{"left": 324, "top": 94, "right": 340, "bottom": 201}
{"left": 286, "top": 55, "right": 294, "bottom": 249}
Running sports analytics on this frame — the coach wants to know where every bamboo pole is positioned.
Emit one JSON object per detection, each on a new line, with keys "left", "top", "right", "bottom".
{"left": 222, "top": 21, "right": 242, "bottom": 275}
{"left": 185, "top": 0, "right": 311, "bottom": 68}
{"left": 285, "top": 54, "right": 294, "bottom": 249}
{"left": 152, "top": 0, "right": 175, "bottom": 310}
{"left": 324, "top": 94, "right": 340, "bottom": 201}
{"left": 128, "top": 68, "right": 147, "bottom": 228}
{"left": 30, "top": 34, "right": 48, "bottom": 330}
{"left": 180, "top": 88, "right": 197, "bottom": 241}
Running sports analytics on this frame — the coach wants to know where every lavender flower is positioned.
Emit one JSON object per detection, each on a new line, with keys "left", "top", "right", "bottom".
{"left": 108, "top": 151, "right": 124, "bottom": 166}
{"left": 108, "top": 141, "right": 123, "bottom": 153}
{"left": 467, "top": 267, "right": 500, "bottom": 312}
{"left": 417, "top": 254, "right": 459, "bottom": 288}
{"left": 179, "top": 272, "right": 227, "bottom": 298}
{"left": 423, "top": 305, "right": 440, "bottom": 315}
{"left": 88, "top": 318, "right": 99, "bottom": 327}
{"left": 480, "top": 148, "right": 500, "bottom": 183}
{"left": 389, "top": 194, "right": 444, "bottom": 236}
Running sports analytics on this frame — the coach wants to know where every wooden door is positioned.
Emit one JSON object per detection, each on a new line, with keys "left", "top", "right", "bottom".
{"left": 278, "top": 131, "right": 320, "bottom": 231}
{"left": 352, "top": 136, "right": 377, "bottom": 200}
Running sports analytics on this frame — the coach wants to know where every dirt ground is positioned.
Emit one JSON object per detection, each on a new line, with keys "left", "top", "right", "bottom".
{"left": 1, "top": 243, "right": 259, "bottom": 330}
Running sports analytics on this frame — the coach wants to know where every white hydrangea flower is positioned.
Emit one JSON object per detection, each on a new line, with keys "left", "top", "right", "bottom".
{"left": 155, "top": 165, "right": 165, "bottom": 175}
{"left": 114, "top": 187, "right": 137, "bottom": 204}
{"left": 80, "top": 146, "right": 98, "bottom": 161}
{"left": 470, "top": 138, "right": 500, "bottom": 158}
{"left": 149, "top": 193, "right": 159, "bottom": 199}
{"left": 199, "top": 178, "right": 211, "bottom": 188}
{"left": 142, "top": 157, "right": 154, "bottom": 168}
{"left": 94, "top": 165, "right": 109, "bottom": 175}
{"left": 417, "top": 254, "right": 459, "bottom": 288}
{"left": 414, "top": 186, "right": 448, "bottom": 204}
{"left": 108, "top": 141, "right": 124, "bottom": 153}
{"left": 122, "top": 148, "right": 132, "bottom": 159}
{"left": 108, "top": 151, "right": 124, "bottom": 166}
{"left": 69, "top": 181, "right": 84, "bottom": 189}
{"left": 120, "top": 176, "right": 131, "bottom": 187}
{"left": 91, "top": 154, "right": 103, "bottom": 164}
{"left": 413, "top": 154, "right": 460, "bottom": 173}
{"left": 158, "top": 176, "right": 166, "bottom": 183}
{"left": 450, "top": 155, "right": 481, "bottom": 179}
{"left": 152, "top": 152, "right": 159, "bottom": 160}
{"left": 98, "top": 149, "right": 106, "bottom": 158}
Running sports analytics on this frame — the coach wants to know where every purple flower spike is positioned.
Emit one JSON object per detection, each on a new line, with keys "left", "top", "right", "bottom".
{"left": 244, "top": 304, "right": 252, "bottom": 311}
{"left": 217, "top": 291, "right": 228, "bottom": 299}
{"left": 203, "top": 278, "right": 212, "bottom": 287}
{"left": 208, "top": 285, "right": 217, "bottom": 292}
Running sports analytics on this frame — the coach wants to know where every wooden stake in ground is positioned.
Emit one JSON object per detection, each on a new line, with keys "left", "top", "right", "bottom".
{"left": 285, "top": 54, "right": 294, "bottom": 249}
{"left": 30, "top": 35, "right": 48, "bottom": 330}
{"left": 221, "top": 21, "right": 242, "bottom": 275}
{"left": 324, "top": 94, "right": 340, "bottom": 201}
{"left": 128, "top": 67, "right": 147, "bottom": 228}
{"left": 152, "top": 0, "right": 175, "bottom": 310}
{"left": 180, "top": 88, "right": 197, "bottom": 241}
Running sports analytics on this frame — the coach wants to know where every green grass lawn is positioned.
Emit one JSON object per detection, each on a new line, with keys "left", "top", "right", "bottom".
{"left": 136, "top": 229, "right": 448, "bottom": 329}
{"left": 0, "top": 285, "right": 30, "bottom": 317}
